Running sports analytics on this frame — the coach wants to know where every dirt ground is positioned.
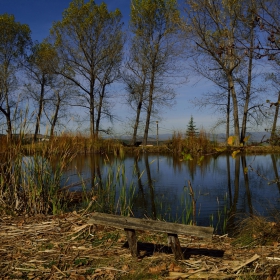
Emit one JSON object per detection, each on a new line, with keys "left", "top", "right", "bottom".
{"left": 1, "top": 212, "right": 280, "bottom": 279}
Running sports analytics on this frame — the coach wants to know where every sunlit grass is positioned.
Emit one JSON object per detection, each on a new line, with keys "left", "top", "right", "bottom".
{"left": 168, "top": 129, "right": 218, "bottom": 156}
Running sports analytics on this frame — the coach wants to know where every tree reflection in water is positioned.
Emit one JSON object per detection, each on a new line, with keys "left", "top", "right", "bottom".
{"left": 62, "top": 153, "right": 280, "bottom": 233}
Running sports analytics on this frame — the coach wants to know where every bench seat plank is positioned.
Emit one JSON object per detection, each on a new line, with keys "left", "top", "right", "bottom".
{"left": 88, "top": 212, "right": 213, "bottom": 239}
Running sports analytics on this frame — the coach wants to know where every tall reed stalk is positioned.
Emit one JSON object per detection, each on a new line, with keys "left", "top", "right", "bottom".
{"left": 180, "top": 184, "right": 195, "bottom": 225}
{"left": 0, "top": 138, "right": 78, "bottom": 215}
{"left": 79, "top": 160, "right": 136, "bottom": 216}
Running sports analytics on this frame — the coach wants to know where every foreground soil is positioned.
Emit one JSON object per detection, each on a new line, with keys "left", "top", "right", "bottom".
{"left": 1, "top": 212, "right": 280, "bottom": 279}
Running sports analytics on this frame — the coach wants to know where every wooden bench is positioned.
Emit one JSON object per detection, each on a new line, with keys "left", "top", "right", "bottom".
{"left": 88, "top": 212, "right": 214, "bottom": 260}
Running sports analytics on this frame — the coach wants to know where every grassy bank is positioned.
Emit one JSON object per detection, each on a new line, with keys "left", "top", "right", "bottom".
{"left": 2, "top": 131, "right": 280, "bottom": 156}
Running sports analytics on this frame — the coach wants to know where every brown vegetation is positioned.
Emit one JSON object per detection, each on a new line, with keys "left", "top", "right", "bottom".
{"left": 1, "top": 133, "right": 280, "bottom": 278}
{"left": 1, "top": 213, "right": 280, "bottom": 279}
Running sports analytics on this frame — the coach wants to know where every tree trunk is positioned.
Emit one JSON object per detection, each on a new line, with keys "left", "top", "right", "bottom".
{"left": 271, "top": 91, "right": 280, "bottom": 141}
{"left": 228, "top": 20, "right": 240, "bottom": 146}
{"left": 50, "top": 92, "right": 61, "bottom": 138}
{"left": 4, "top": 87, "right": 12, "bottom": 142}
{"left": 228, "top": 75, "right": 240, "bottom": 146}
{"left": 130, "top": 73, "right": 146, "bottom": 146}
{"left": 143, "top": 95, "right": 153, "bottom": 145}
{"left": 6, "top": 110, "right": 12, "bottom": 142}
{"left": 96, "top": 84, "right": 106, "bottom": 138}
{"left": 89, "top": 92, "right": 95, "bottom": 139}
{"left": 240, "top": 24, "right": 254, "bottom": 145}
{"left": 226, "top": 87, "right": 230, "bottom": 145}
{"left": 131, "top": 95, "right": 143, "bottom": 146}
{"left": 34, "top": 79, "right": 45, "bottom": 142}
{"left": 143, "top": 71, "right": 155, "bottom": 145}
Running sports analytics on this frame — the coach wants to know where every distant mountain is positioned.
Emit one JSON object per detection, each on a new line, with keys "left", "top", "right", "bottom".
{"left": 116, "top": 131, "right": 271, "bottom": 143}
{"left": 214, "top": 131, "right": 271, "bottom": 143}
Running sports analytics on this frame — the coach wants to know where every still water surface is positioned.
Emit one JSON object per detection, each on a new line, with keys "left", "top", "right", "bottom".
{"left": 62, "top": 153, "right": 280, "bottom": 232}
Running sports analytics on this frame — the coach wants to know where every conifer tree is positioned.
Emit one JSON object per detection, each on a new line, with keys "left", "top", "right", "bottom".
{"left": 186, "top": 115, "right": 198, "bottom": 137}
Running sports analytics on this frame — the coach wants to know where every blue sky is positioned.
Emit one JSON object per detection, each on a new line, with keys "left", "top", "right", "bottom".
{"left": 0, "top": 0, "right": 247, "bottom": 137}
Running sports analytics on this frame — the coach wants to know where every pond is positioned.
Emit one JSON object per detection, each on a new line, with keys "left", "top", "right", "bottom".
{"left": 61, "top": 153, "right": 280, "bottom": 234}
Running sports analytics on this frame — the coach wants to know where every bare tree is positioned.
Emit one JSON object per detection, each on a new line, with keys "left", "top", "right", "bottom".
{"left": 24, "top": 41, "right": 58, "bottom": 141}
{"left": 183, "top": 0, "right": 263, "bottom": 145}
{"left": 50, "top": 0, "right": 124, "bottom": 138}
{"left": 265, "top": 71, "right": 280, "bottom": 141}
{"left": 129, "top": 0, "right": 182, "bottom": 145}
{"left": 255, "top": 0, "right": 280, "bottom": 141}
{"left": 189, "top": 60, "right": 232, "bottom": 141}
{"left": 95, "top": 44, "right": 122, "bottom": 136}
{"left": 0, "top": 14, "right": 31, "bottom": 141}
{"left": 123, "top": 43, "right": 149, "bottom": 145}
{"left": 43, "top": 77, "right": 76, "bottom": 138}
{"left": 252, "top": 0, "right": 280, "bottom": 59}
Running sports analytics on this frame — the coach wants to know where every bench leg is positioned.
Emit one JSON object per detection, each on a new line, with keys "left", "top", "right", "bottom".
{"left": 124, "top": 228, "right": 139, "bottom": 258}
{"left": 168, "top": 233, "right": 184, "bottom": 260}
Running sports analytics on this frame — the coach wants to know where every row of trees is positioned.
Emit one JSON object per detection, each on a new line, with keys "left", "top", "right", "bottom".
{"left": 0, "top": 0, "right": 280, "bottom": 145}
{"left": 185, "top": 0, "right": 280, "bottom": 145}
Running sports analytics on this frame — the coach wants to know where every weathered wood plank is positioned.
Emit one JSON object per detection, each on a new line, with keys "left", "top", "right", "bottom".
{"left": 88, "top": 212, "right": 213, "bottom": 239}
{"left": 168, "top": 233, "right": 184, "bottom": 260}
{"left": 232, "top": 254, "right": 260, "bottom": 273}
{"left": 124, "top": 229, "right": 139, "bottom": 258}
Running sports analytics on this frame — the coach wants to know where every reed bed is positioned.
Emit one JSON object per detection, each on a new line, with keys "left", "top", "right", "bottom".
{"left": 23, "top": 133, "right": 125, "bottom": 155}
{"left": 0, "top": 137, "right": 78, "bottom": 216}
{"left": 167, "top": 130, "right": 217, "bottom": 156}
{"left": 0, "top": 131, "right": 138, "bottom": 217}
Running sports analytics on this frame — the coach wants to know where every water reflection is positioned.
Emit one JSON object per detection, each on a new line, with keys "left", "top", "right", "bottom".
{"left": 271, "top": 154, "right": 280, "bottom": 193}
{"left": 62, "top": 153, "right": 280, "bottom": 233}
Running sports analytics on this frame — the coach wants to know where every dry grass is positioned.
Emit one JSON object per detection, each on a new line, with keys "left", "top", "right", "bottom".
{"left": 1, "top": 212, "right": 280, "bottom": 279}
{"left": 0, "top": 136, "right": 78, "bottom": 216}
{"left": 0, "top": 135, "right": 8, "bottom": 153}
{"left": 169, "top": 131, "right": 185, "bottom": 154}
{"left": 232, "top": 215, "right": 280, "bottom": 247}
{"left": 167, "top": 130, "right": 217, "bottom": 156}
{"left": 41, "top": 133, "right": 124, "bottom": 155}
